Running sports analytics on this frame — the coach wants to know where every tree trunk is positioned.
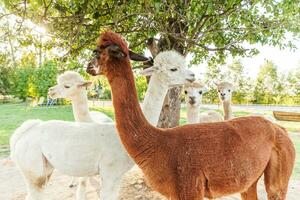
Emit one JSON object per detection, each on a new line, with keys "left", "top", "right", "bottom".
{"left": 157, "top": 86, "right": 182, "bottom": 128}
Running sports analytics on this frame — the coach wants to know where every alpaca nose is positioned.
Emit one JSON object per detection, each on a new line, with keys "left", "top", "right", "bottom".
{"left": 48, "top": 87, "right": 54, "bottom": 93}
{"left": 221, "top": 93, "right": 226, "bottom": 96}
{"left": 189, "top": 96, "right": 196, "bottom": 104}
{"left": 86, "top": 60, "right": 98, "bottom": 76}
{"left": 48, "top": 87, "right": 55, "bottom": 98}
{"left": 187, "top": 73, "right": 196, "bottom": 82}
{"left": 189, "top": 96, "right": 195, "bottom": 100}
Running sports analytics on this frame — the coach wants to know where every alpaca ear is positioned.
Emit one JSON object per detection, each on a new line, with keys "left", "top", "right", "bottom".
{"left": 129, "top": 50, "right": 149, "bottom": 62}
{"left": 78, "top": 81, "right": 92, "bottom": 88}
{"left": 139, "top": 67, "right": 156, "bottom": 76}
{"left": 107, "top": 44, "right": 126, "bottom": 59}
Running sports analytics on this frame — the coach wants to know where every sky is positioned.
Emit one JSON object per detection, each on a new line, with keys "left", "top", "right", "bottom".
{"left": 190, "top": 39, "right": 300, "bottom": 80}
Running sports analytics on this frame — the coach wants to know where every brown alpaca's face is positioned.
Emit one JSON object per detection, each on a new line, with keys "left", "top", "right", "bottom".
{"left": 86, "top": 44, "right": 150, "bottom": 76}
{"left": 86, "top": 44, "right": 127, "bottom": 76}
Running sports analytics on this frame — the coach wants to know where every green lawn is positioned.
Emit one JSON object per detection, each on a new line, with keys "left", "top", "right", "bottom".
{"left": 0, "top": 103, "right": 74, "bottom": 146}
{"left": 0, "top": 103, "right": 299, "bottom": 179}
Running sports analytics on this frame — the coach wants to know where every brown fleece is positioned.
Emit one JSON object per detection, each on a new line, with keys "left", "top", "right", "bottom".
{"left": 87, "top": 30, "right": 296, "bottom": 200}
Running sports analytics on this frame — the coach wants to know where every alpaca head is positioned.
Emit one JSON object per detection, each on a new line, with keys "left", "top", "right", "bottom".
{"left": 48, "top": 71, "right": 92, "bottom": 100}
{"left": 140, "top": 50, "right": 195, "bottom": 86}
{"left": 86, "top": 30, "right": 149, "bottom": 77}
{"left": 184, "top": 81, "right": 207, "bottom": 107}
{"left": 217, "top": 82, "right": 234, "bottom": 102}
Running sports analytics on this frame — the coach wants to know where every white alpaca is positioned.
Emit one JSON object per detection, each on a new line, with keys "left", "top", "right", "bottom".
{"left": 217, "top": 82, "right": 235, "bottom": 120}
{"left": 118, "top": 51, "right": 196, "bottom": 200}
{"left": 184, "top": 81, "right": 223, "bottom": 123}
{"left": 48, "top": 71, "right": 113, "bottom": 123}
{"left": 216, "top": 82, "right": 275, "bottom": 122}
{"left": 48, "top": 71, "right": 113, "bottom": 199}
{"left": 10, "top": 50, "right": 195, "bottom": 200}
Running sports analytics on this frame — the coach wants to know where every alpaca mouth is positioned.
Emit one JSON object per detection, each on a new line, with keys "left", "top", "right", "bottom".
{"left": 86, "top": 64, "right": 99, "bottom": 76}
{"left": 221, "top": 96, "right": 225, "bottom": 100}
{"left": 189, "top": 100, "right": 196, "bottom": 105}
{"left": 186, "top": 78, "right": 195, "bottom": 83}
{"left": 86, "top": 68, "right": 98, "bottom": 76}
{"left": 48, "top": 92, "right": 56, "bottom": 99}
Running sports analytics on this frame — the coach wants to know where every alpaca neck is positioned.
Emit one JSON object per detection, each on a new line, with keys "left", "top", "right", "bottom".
{"left": 186, "top": 104, "right": 200, "bottom": 124}
{"left": 222, "top": 100, "right": 233, "bottom": 120}
{"left": 71, "top": 91, "right": 93, "bottom": 122}
{"left": 142, "top": 74, "right": 168, "bottom": 126}
{"left": 107, "top": 61, "right": 156, "bottom": 160}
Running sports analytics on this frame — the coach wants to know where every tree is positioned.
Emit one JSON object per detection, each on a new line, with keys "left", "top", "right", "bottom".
{"left": 286, "top": 63, "right": 300, "bottom": 104}
{"left": 3, "top": 0, "right": 300, "bottom": 126}
{"left": 226, "top": 60, "right": 249, "bottom": 104}
{"left": 253, "top": 60, "right": 280, "bottom": 104}
{"left": 31, "top": 60, "right": 58, "bottom": 98}
{"left": 0, "top": 53, "right": 12, "bottom": 95}
{"left": 203, "top": 64, "right": 225, "bottom": 103}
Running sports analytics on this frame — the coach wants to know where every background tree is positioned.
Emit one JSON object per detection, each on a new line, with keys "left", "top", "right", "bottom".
{"left": 31, "top": 60, "right": 58, "bottom": 98}
{"left": 203, "top": 64, "right": 225, "bottom": 103}
{"left": 253, "top": 60, "right": 280, "bottom": 104}
{"left": 286, "top": 63, "right": 300, "bottom": 104}
{"left": 0, "top": 54, "right": 12, "bottom": 95}
{"left": 2, "top": 0, "right": 300, "bottom": 127}
{"left": 226, "top": 60, "right": 249, "bottom": 104}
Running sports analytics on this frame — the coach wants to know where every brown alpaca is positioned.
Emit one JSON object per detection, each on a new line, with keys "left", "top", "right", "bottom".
{"left": 86, "top": 31, "right": 295, "bottom": 200}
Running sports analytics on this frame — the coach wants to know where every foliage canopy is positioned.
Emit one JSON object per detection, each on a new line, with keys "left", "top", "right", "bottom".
{"left": 2, "top": 0, "right": 300, "bottom": 63}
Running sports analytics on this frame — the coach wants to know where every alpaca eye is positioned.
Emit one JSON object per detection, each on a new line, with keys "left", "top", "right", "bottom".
{"left": 93, "top": 50, "right": 100, "bottom": 59}
{"left": 184, "top": 90, "right": 187, "bottom": 94}
{"left": 228, "top": 89, "right": 231, "bottom": 92}
{"left": 170, "top": 68, "right": 177, "bottom": 72}
{"left": 64, "top": 85, "right": 70, "bottom": 89}
{"left": 199, "top": 91, "right": 202, "bottom": 95}
{"left": 218, "top": 90, "right": 220, "bottom": 93}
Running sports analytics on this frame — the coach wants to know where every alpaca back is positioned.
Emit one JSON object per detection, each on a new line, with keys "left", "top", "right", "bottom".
{"left": 199, "top": 111, "right": 223, "bottom": 123}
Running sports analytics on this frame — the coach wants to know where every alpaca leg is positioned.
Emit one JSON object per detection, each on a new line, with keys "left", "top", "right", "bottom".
{"left": 99, "top": 174, "right": 122, "bottom": 200}
{"left": 241, "top": 180, "right": 258, "bottom": 200}
{"left": 22, "top": 172, "right": 52, "bottom": 200}
{"left": 69, "top": 176, "right": 77, "bottom": 188}
{"left": 99, "top": 164, "right": 124, "bottom": 200}
{"left": 76, "top": 177, "right": 88, "bottom": 200}
{"left": 264, "top": 146, "right": 295, "bottom": 200}
{"left": 89, "top": 176, "right": 101, "bottom": 199}
{"left": 16, "top": 147, "right": 53, "bottom": 200}
{"left": 24, "top": 180, "right": 44, "bottom": 200}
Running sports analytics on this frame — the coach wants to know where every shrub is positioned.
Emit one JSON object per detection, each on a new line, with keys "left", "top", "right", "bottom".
{"left": 10, "top": 66, "right": 35, "bottom": 101}
{"left": 135, "top": 76, "right": 148, "bottom": 100}
{"left": 31, "top": 61, "right": 58, "bottom": 98}
{"left": 0, "top": 66, "right": 12, "bottom": 95}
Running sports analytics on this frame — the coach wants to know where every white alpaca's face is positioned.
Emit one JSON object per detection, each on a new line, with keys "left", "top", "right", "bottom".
{"left": 140, "top": 51, "right": 195, "bottom": 87}
{"left": 48, "top": 72, "right": 91, "bottom": 100}
{"left": 217, "top": 84, "right": 234, "bottom": 102}
{"left": 184, "top": 86, "right": 206, "bottom": 107}
{"left": 161, "top": 64, "right": 195, "bottom": 86}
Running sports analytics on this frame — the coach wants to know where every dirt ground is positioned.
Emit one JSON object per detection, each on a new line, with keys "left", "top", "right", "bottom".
{"left": 0, "top": 159, "right": 299, "bottom": 200}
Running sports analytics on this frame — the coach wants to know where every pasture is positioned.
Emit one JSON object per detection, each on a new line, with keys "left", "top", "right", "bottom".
{"left": 0, "top": 102, "right": 299, "bottom": 180}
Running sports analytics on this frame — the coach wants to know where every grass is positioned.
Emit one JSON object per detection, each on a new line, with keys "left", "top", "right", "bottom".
{"left": 292, "top": 136, "right": 300, "bottom": 180}
{"left": 0, "top": 103, "right": 74, "bottom": 146}
{"left": 180, "top": 107, "right": 300, "bottom": 132}
{"left": 0, "top": 103, "right": 300, "bottom": 179}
